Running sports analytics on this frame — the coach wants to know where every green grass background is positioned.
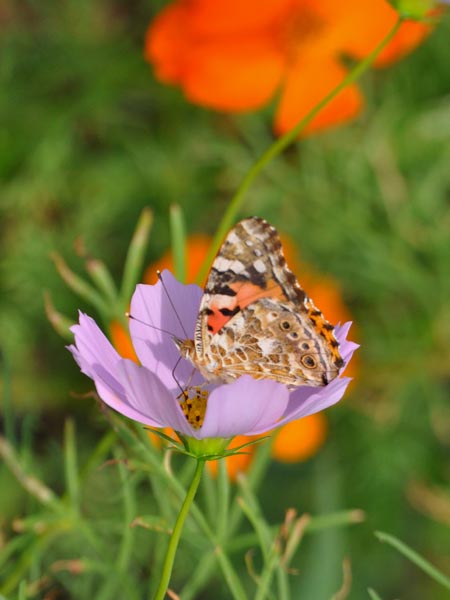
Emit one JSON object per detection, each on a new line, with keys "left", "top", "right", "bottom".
{"left": 1, "top": 1, "right": 449, "bottom": 598}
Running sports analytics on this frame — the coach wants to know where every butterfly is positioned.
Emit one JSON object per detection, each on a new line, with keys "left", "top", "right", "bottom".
{"left": 175, "top": 217, "right": 344, "bottom": 389}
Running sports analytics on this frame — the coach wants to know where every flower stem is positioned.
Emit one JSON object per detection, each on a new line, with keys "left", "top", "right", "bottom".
{"left": 153, "top": 459, "right": 205, "bottom": 600}
{"left": 196, "top": 16, "right": 403, "bottom": 284}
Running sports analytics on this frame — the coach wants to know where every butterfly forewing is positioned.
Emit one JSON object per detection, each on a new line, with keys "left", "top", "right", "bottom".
{"left": 186, "top": 217, "right": 343, "bottom": 387}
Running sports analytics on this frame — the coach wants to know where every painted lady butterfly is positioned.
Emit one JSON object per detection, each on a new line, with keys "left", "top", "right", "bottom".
{"left": 175, "top": 217, "right": 344, "bottom": 389}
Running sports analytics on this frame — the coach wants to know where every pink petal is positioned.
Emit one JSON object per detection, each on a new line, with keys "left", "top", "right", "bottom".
{"left": 199, "top": 376, "right": 289, "bottom": 438}
{"left": 117, "top": 360, "right": 193, "bottom": 434}
{"left": 68, "top": 313, "right": 164, "bottom": 427}
{"left": 129, "top": 271, "right": 203, "bottom": 391}
{"left": 335, "top": 321, "right": 359, "bottom": 373}
{"left": 278, "top": 376, "right": 351, "bottom": 428}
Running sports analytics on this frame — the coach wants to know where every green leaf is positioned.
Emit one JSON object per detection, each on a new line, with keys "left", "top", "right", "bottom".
{"left": 375, "top": 530, "right": 450, "bottom": 591}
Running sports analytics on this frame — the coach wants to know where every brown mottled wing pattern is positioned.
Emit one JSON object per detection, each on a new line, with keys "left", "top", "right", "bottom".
{"left": 191, "top": 217, "right": 343, "bottom": 388}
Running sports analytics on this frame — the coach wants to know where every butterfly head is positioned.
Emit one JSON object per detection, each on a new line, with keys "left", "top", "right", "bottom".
{"left": 173, "top": 337, "right": 195, "bottom": 361}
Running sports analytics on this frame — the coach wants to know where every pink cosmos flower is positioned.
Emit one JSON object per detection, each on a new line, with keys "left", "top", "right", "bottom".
{"left": 69, "top": 271, "right": 357, "bottom": 441}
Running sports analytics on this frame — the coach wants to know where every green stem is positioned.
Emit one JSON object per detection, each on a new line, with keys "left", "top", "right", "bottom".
{"left": 196, "top": 16, "right": 403, "bottom": 285}
{"left": 375, "top": 531, "right": 450, "bottom": 591}
{"left": 153, "top": 459, "right": 205, "bottom": 600}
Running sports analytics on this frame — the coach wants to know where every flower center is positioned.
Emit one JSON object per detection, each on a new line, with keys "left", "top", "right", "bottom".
{"left": 180, "top": 386, "right": 209, "bottom": 429}
{"left": 281, "top": 8, "right": 325, "bottom": 63}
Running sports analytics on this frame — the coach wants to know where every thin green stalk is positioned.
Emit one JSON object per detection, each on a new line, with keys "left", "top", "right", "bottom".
{"left": 0, "top": 435, "right": 59, "bottom": 509}
{"left": 119, "top": 421, "right": 247, "bottom": 600}
{"left": 1, "top": 350, "right": 15, "bottom": 446}
{"left": 196, "top": 16, "right": 404, "bottom": 285}
{"left": 375, "top": 531, "right": 450, "bottom": 591}
{"left": 170, "top": 204, "right": 187, "bottom": 283}
{"left": 79, "top": 430, "right": 117, "bottom": 483}
{"left": 200, "top": 463, "right": 218, "bottom": 526}
{"left": 63, "top": 419, "right": 79, "bottom": 514}
{"left": 182, "top": 437, "right": 275, "bottom": 599}
{"left": 217, "top": 458, "right": 231, "bottom": 540}
{"left": 367, "top": 588, "right": 383, "bottom": 600}
{"left": 276, "top": 568, "right": 290, "bottom": 600}
{"left": 153, "top": 460, "right": 205, "bottom": 600}
{"left": 229, "top": 435, "right": 274, "bottom": 531}
{"left": 180, "top": 552, "right": 217, "bottom": 599}
{"left": 238, "top": 489, "right": 287, "bottom": 600}
{"left": 97, "top": 456, "right": 137, "bottom": 600}
{"left": 0, "top": 527, "right": 67, "bottom": 595}
{"left": 116, "top": 457, "right": 136, "bottom": 571}
{"left": 85, "top": 258, "right": 118, "bottom": 305}
{"left": 43, "top": 291, "right": 74, "bottom": 339}
{"left": 254, "top": 547, "right": 280, "bottom": 600}
{"left": 18, "top": 580, "right": 27, "bottom": 600}
{"left": 120, "top": 207, "right": 153, "bottom": 305}
{"left": 51, "top": 252, "right": 110, "bottom": 317}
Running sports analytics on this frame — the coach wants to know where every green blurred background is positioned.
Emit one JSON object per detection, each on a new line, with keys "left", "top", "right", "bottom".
{"left": 1, "top": 2, "right": 449, "bottom": 598}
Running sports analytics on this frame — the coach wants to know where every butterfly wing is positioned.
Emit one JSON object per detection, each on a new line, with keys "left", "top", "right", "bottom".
{"left": 205, "top": 298, "right": 340, "bottom": 387}
{"left": 193, "top": 217, "right": 343, "bottom": 387}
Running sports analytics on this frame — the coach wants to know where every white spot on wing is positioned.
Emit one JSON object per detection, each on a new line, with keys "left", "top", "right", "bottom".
{"left": 214, "top": 257, "right": 245, "bottom": 273}
{"left": 253, "top": 259, "right": 266, "bottom": 273}
{"left": 226, "top": 231, "right": 240, "bottom": 245}
{"left": 259, "top": 338, "right": 275, "bottom": 354}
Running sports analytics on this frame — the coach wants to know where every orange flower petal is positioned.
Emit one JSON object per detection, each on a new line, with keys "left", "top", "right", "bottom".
{"left": 181, "top": 38, "right": 284, "bottom": 111}
{"left": 374, "top": 19, "right": 432, "bottom": 67}
{"left": 146, "top": 0, "right": 286, "bottom": 111}
{"left": 146, "top": 0, "right": 432, "bottom": 133}
{"left": 188, "top": 0, "right": 293, "bottom": 35}
{"left": 275, "top": 56, "right": 363, "bottom": 135}
{"left": 332, "top": 0, "right": 431, "bottom": 66}
{"left": 145, "top": 3, "right": 189, "bottom": 84}
{"left": 272, "top": 414, "right": 327, "bottom": 463}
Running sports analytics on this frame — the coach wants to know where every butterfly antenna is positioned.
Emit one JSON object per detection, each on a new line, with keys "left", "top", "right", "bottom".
{"left": 125, "top": 313, "right": 177, "bottom": 338}
{"left": 171, "top": 356, "right": 188, "bottom": 399}
{"left": 126, "top": 312, "right": 188, "bottom": 398}
{"left": 157, "top": 270, "right": 189, "bottom": 339}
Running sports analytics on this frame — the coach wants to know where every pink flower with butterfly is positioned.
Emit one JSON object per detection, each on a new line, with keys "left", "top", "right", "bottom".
{"left": 69, "top": 218, "right": 357, "bottom": 450}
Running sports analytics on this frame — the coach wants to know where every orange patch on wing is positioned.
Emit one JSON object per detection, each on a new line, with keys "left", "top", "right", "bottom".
{"left": 232, "top": 279, "right": 285, "bottom": 309}
{"left": 206, "top": 307, "right": 231, "bottom": 334}
{"left": 306, "top": 305, "right": 342, "bottom": 366}
{"left": 206, "top": 279, "right": 286, "bottom": 335}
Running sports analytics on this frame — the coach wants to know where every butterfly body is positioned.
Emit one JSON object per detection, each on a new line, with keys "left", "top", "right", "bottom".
{"left": 175, "top": 217, "right": 343, "bottom": 389}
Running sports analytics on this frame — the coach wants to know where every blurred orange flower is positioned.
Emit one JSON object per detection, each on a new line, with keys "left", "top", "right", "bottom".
{"left": 145, "top": 0, "right": 431, "bottom": 134}
{"left": 143, "top": 234, "right": 211, "bottom": 286}
{"left": 141, "top": 232, "right": 357, "bottom": 477}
